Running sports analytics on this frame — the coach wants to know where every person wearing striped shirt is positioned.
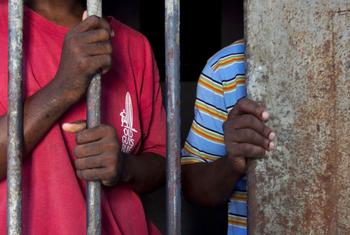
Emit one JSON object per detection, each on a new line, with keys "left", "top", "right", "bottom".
{"left": 181, "top": 40, "right": 276, "bottom": 235}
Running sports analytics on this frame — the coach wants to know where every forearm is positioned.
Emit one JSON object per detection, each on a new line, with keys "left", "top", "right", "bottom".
{"left": 0, "top": 77, "right": 78, "bottom": 180}
{"left": 120, "top": 153, "right": 165, "bottom": 194}
{"left": 182, "top": 157, "right": 244, "bottom": 207}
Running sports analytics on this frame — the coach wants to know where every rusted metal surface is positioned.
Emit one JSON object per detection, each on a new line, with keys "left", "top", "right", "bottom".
{"left": 86, "top": 1, "right": 102, "bottom": 235}
{"left": 246, "top": 1, "right": 350, "bottom": 234}
{"left": 165, "top": 0, "right": 181, "bottom": 234}
{"left": 7, "top": 0, "right": 24, "bottom": 234}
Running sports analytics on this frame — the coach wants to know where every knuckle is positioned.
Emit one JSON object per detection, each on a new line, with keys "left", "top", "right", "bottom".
{"left": 74, "top": 146, "right": 82, "bottom": 157}
{"left": 88, "top": 15, "right": 99, "bottom": 25}
{"left": 76, "top": 132, "right": 83, "bottom": 144}
{"left": 105, "top": 43, "right": 113, "bottom": 54}
{"left": 77, "top": 57, "right": 88, "bottom": 71}
{"left": 237, "top": 99, "right": 245, "bottom": 109}
{"left": 104, "top": 55, "right": 112, "bottom": 66}
{"left": 226, "top": 143, "right": 237, "bottom": 156}
{"left": 76, "top": 170, "right": 83, "bottom": 179}
{"left": 105, "top": 140, "right": 118, "bottom": 152}
{"left": 262, "top": 125, "right": 270, "bottom": 137}
{"left": 107, "top": 166, "right": 117, "bottom": 177}
{"left": 99, "top": 29, "right": 110, "bottom": 40}
{"left": 245, "top": 129, "right": 254, "bottom": 140}
{"left": 74, "top": 159, "right": 83, "bottom": 170}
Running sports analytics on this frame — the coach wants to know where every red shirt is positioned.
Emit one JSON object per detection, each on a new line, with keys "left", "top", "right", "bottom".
{"left": 0, "top": 3, "right": 166, "bottom": 235}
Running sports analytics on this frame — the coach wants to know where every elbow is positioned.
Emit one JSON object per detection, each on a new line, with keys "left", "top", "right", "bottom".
{"left": 181, "top": 169, "right": 227, "bottom": 207}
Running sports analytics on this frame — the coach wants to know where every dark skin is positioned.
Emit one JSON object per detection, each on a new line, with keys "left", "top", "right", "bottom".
{"left": 0, "top": 0, "right": 165, "bottom": 193}
{"left": 182, "top": 99, "right": 276, "bottom": 206}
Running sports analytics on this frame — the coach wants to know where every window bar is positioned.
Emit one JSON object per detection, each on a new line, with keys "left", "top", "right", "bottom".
{"left": 7, "top": 0, "right": 24, "bottom": 234}
{"left": 86, "top": 1, "right": 102, "bottom": 235}
{"left": 165, "top": 0, "right": 181, "bottom": 234}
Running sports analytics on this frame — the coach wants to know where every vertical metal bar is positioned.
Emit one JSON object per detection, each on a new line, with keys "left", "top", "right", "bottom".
{"left": 86, "top": 1, "right": 102, "bottom": 235}
{"left": 165, "top": 0, "right": 181, "bottom": 234}
{"left": 7, "top": 0, "right": 24, "bottom": 235}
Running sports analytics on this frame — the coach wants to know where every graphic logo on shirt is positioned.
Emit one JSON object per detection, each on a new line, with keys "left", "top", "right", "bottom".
{"left": 120, "top": 92, "right": 137, "bottom": 153}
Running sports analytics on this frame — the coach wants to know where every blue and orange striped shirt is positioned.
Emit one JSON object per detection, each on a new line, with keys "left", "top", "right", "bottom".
{"left": 181, "top": 40, "right": 247, "bottom": 235}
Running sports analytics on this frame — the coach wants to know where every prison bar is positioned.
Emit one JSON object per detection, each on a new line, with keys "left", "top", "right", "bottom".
{"left": 7, "top": 0, "right": 24, "bottom": 234}
{"left": 165, "top": 0, "right": 181, "bottom": 234}
{"left": 86, "top": 1, "right": 103, "bottom": 235}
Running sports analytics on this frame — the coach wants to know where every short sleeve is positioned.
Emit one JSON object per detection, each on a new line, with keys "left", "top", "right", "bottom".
{"left": 139, "top": 37, "right": 166, "bottom": 158}
{"left": 181, "top": 42, "right": 247, "bottom": 165}
{"left": 181, "top": 64, "right": 227, "bottom": 165}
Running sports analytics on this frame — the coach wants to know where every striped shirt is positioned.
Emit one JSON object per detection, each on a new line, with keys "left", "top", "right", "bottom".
{"left": 181, "top": 40, "right": 247, "bottom": 235}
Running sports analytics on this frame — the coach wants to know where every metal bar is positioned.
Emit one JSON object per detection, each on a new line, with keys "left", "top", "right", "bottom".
{"left": 7, "top": 0, "right": 24, "bottom": 234}
{"left": 86, "top": 1, "right": 102, "bottom": 235}
{"left": 165, "top": 0, "right": 181, "bottom": 234}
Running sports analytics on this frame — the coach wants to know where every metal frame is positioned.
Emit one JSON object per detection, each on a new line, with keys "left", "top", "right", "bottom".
{"left": 165, "top": 0, "right": 181, "bottom": 234}
{"left": 6, "top": 1, "right": 182, "bottom": 234}
{"left": 86, "top": 1, "right": 103, "bottom": 235}
{"left": 7, "top": 0, "right": 24, "bottom": 234}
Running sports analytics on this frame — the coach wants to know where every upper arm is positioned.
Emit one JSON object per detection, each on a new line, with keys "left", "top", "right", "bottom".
{"left": 181, "top": 42, "right": 248, "bottom": 165}
{"left": 181, "top": 64, "right": 227, "bottom": 165}
{"left": 139, "top": 37, "right": 166, "bottom": 158}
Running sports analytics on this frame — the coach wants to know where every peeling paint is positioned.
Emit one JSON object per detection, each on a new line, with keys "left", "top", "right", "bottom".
{"left": 246, "top": 0, "right": 350, "bottom": 234}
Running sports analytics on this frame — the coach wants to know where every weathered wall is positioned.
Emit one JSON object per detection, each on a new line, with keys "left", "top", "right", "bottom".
{"left": 246, "top": 1, "right": 350, "bottom": 234}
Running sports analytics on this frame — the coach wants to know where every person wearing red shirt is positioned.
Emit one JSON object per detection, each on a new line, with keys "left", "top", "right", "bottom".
{"left": 0, "top": 0, "right": 166, "bottom": 234}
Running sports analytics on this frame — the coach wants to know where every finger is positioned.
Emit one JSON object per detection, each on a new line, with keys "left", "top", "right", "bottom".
{"left": 229, "top": 98, "right": 269, "bottom": 121}
{"left": 82, "top": 10, "right": 88, "bottom": 21}
{"left": 90, "top": 54, "right": 112, "bottom": 74}
{"left": 229, "top": 143, "right": 266, "bottom": 158}
{"left": 84, "top": 54, "right": 112, "bottom": 76}
{"left": 76, "top": 125, "right": 115, "bottom": 144}
{"left": 79, "top": 29, "right": 111, "bottom": 44}
{"left": 74, "top": 141, "right": 104, "bottom": 158}
{"left": 74, "top": 153, "right": 115, "bottom": 170}
{"left": 79, "top": 16, "right": 112, "bottom": 35}
{"left": 83, "top": 41, "right": 113, "bottom": 56}
{"left": 77, "top": 167, "right": 116, "bottom": 181}
{"left": 62, "top": 121, "right": 87, "bottom": 133}
{"left": 228, "top": 114, "right": 275, "bottom": 139}
{"left": 228, "top": 129, "right": 271, "bottom": 150}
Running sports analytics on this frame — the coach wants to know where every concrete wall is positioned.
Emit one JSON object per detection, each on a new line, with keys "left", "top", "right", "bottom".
{"left": 246, "top": 1, "right": 350, "bottom": 234}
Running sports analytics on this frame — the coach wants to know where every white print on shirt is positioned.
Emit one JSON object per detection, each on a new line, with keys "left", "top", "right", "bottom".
{"left": 120, "top": 92, "right": 137, "bottom": 153}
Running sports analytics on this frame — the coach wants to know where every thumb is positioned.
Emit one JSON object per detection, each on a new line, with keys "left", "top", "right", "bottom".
{"left": 62, "top": 121, "right": 87, "bottom": 133}
{"left": 82, "top": 10, "right": 88, "bottom": 21}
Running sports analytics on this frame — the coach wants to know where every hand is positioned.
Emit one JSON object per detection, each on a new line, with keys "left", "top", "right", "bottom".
{"left": 223, "top": 99, "right": 276, "bottom": 174}
{"left": 62, "top": 122, "right": 123, "bottom": 186}
{"left": 55, "top": 13, "right": 114, "bottom": 101}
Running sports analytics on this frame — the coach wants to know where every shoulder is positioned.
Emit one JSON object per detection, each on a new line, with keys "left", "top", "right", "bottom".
{"left": 207, "top": 40, "right": 246, "bottom": 65}
{"left": 202, "top": 40, "right": 246, "bottom": 83}
{"left": 109, "top": 17, "right": 150, "bottom": 52}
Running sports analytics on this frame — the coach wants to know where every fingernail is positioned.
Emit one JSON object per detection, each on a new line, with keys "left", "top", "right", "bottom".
{"left": 111, "top": 30, "right": 115, "bottom": 37}
{"left": 62, "top": 123, "right": 74, "bottom": 132}
{"left": 269, "top": 142, "right": 275, "bottom": 150}
{"left": 82, "top": 10, "right": 88, "bottom": 20}
{"left": 262, "top": 111, "right": 270, "bottom": 120}
{"left": 269, "top": 132, "right": 276, "bottom": 141}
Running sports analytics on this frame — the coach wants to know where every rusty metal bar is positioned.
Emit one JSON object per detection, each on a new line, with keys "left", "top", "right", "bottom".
{"left": 165, "top": 0, "right": 181, "bottom": 234}
{"left": 7, "top": 0, "right": 24, "bottom": 234}
{"left": 86, "top": 1, "right": 102, "bottom": 235}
